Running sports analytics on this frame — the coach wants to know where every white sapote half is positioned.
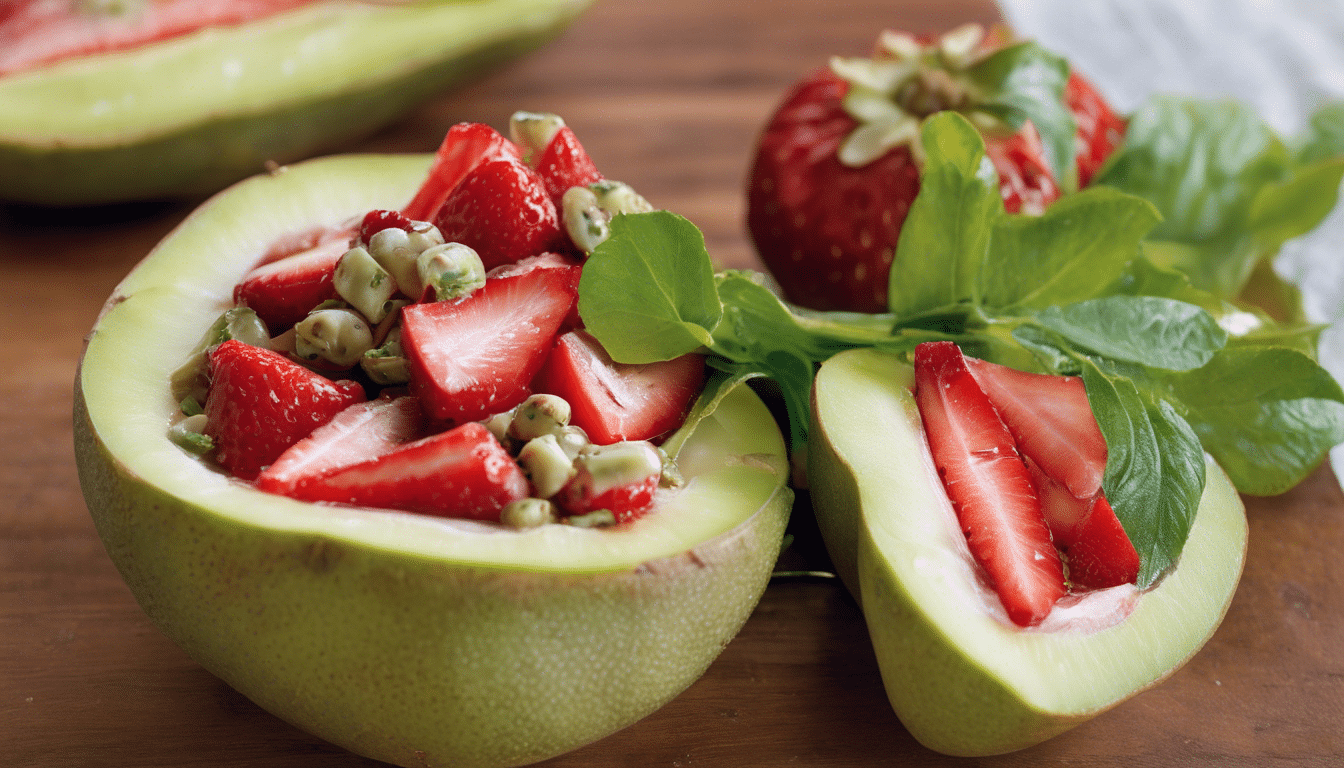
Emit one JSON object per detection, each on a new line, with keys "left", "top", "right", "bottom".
{"left": 808, "top": 347, "right": 1247, "bottom": 756}
{"left": 73, "top": 154, "right": 792, "bottom": 768}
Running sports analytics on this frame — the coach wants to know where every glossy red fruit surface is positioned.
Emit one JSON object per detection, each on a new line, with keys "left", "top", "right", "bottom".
{"left": 534, "top": 330, "right": 705, "bottom": 445}
{"left": 203, "top": 339, "right": 365, "bottom": 480}
{"left": 433, "top": 157, "right": 563, "bottom": 271}
{"left": 400, "top": 258, "right": 580, "bottom": 424}
{"left": 280, "top": 421, "right": 530, "bottom": 520}
{"left": 912, "top": 341, "right": 1066, "bottom": 627}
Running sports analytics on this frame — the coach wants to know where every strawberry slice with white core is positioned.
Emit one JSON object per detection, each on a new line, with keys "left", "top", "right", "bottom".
{"left": 533, "top": 329, "right": 705, "bottom": 445}
{"left": 280, "top": 422, "right": 528, "bottom": 520}
{"left": 256, "top": 395, "right": 426, "bottom": 496}
{"left": 401, "top": 122, "right": 523, "bottom": 222}
{"left": 400, "top": 258, "right": 580, "bottom": 424}
{"left": 203, "top": 340, "right": 366, "bottom": 481}
{"left": 913, "top": 341, "right": 1066, "bottom": 627}
{"left": 234, "top": 236, "right": 350, "bottom": 332}
{"left": 965, "top": 356, "right": 1107, "bottom": 501}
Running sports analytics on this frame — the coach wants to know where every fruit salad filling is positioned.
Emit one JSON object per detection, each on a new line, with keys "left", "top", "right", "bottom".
{"left": 167, "top": 113, "right": 705, "bottom": 527}
{"left": 0, "top": 0, "right": 331, "bottom": 77}
{"left": 913, "top": 341, "right": 1139, "bottom": 627}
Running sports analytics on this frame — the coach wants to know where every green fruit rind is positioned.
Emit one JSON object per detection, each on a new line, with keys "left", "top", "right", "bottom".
{"left": 73, "top": 154, "right": 792, "bottom": 767}
{"left": 808, "top": 347, "right": 1247, "bottom": 756}
{"left": 1, "top": 0, "right": 594, "bottom": 205}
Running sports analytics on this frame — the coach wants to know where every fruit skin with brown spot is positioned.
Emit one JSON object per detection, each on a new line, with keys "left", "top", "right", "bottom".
{"left": 73, "top": 153, "right": 792, "bottom": 767}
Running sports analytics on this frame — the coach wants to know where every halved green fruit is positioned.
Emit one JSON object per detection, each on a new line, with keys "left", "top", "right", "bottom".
{"left": 73, "top": 154, "right": 792, "bottom": 767}
{"left": 1, "top": 0, "right": 593, "bottom": 206}
{"left": 808, "top": 347, "right": 1247, "bottom": 756}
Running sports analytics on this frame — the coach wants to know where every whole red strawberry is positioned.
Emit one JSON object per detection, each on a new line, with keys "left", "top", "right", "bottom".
{"left": 747, "top": 24, "right": 1125, "bottom": 313}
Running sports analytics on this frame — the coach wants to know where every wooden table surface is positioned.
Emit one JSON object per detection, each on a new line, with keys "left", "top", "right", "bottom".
{"left": 5, "top": 1, "right": 1343, "bottom": 766}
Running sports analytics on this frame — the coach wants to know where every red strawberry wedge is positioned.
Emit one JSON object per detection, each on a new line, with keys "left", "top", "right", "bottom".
{"left": 233, "top": 236, "right": 349, "bottom": 331}
{"left": 283, "top": 422, "right": 529, "bottom": 520}
{"left": 533, "top": 330, "right": 706, "bottom": 445}
{"left": 433, "top": 157, "right": 563, "bottom": 271}
{"left": 1066, "top": 495, "right": 1141, "bottom": 589}
{"left": 401, "top": 122, "right": 522, "bottom": 222}
{"left": 400, "top": 258, "right": 581, "bottom": 424}
{"left": 204, "top": 340, "right": 366, "bottom": 480}
{"left": 256, "top": 395, "right": 426, "bottom": 496}
{"left": 964, "top": 356, "right": 1107, "bottom": 502}
{"left": 913, "top": 341, "right": 1066, "bottom": 627}
{"left": 531, "top": 125, "right": 603, "bottom": 206}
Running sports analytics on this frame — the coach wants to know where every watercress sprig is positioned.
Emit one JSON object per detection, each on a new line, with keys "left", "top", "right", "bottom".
{"left": 578, "top": 110, "right": 1344, "bottom": 587}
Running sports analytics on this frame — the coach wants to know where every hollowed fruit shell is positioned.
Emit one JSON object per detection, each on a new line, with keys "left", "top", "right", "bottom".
{"left": 73, "top": 153, "right": 792, "bottom": 767}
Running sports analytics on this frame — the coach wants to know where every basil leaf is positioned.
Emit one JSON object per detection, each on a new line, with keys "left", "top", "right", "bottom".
{"left": 1034, "top": 296, "right": 1226, "bottom": 371}
{"left": 1092, "top": 95, "right": 1344, "bottom": 299}
{"left": 980, "top": 187, "right": 1160, "bottom": 311}
{"left": 578, "top": 212, "right": 722, "bottom": 363}
{"left": 1167, "top": 346, "right": 1344, "bottom": 495}
{"left": 964, "top": 41, "right": 1076, "bottom": 189}
{"left": 889, "top": 112, "right": 1002, "bottom": 317}
{"left": 1081, "top": 360, "right": 1204, "bottom": 587}
{"left": 1245, "top": 157, "right": 1344, "bottom": 254}
{"left": 1296, "top": 102, "right": 1344, "bottom": 165}
{"left": 1096, "top": 95, "right": 1288, "bottom": 244}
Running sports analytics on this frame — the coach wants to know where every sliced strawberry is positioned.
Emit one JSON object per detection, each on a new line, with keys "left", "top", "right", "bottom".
{"left": 400, "top": 259, "right": 580, "bottom": 423}
{"left": 233, "top": 236, "right": 348, "bottom": 331}
{"left": 1066, "top": 495, "right": 1141, "bottom": 589}
{"left": 402, "top": 123, "right": 523, "bottom": 222}
{"left": 0, "top": 0, "right": 315, "bottom": 77}
{"left": 983, "top": 121, "right": 1060, "bottom": 216}
{"left": 555, "top": 442, "right": 663, "bottom": 524}
{"left": 432, "top": 157, "right": 563, "bottom": 271}
{"left": 913, "top": 341, "right": 1066, "bottom": 627}
{"left": 533, "top": 330, "right": 705, "bottom": 445}
{"left": 1067, "top": 71, "right": 1127, "bottom": 187}
{"left": 964, "top": 356, "right": 1107, "bottom": 502}
{"left": 283, "top": 422, "right": 529, "bottom": 520}
{"left": 357, "top": 209, "right": 415, "bottom": 246}
{"left": 1025, "top": 455, "right": 1093, "bottom": 548}
{"left": 530, "top": 125, "right": 604, "bottom": 206}
{"left": 203, "top": 340, "right": 366, "bottom": 480}
{"left": 256, "top": 395, "right": 426, "bottom": 496}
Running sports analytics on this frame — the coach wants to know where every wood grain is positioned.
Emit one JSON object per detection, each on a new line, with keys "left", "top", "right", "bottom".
{"left": 3, "top": 1, "right": 1342, "bottom": 766}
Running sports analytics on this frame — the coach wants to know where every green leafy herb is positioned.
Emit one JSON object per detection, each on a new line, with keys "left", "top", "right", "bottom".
{"left": 1094, "top": 95, "right": 1344, "bottom": 298}
{"left": 578, "top": 109, "right": 1344, "bottom": 587}
{"left": 578, "top": 212, "right": 720, "bottom": 363}
{"left": 963, "top": 41, "right": 1077, "bottom": 190}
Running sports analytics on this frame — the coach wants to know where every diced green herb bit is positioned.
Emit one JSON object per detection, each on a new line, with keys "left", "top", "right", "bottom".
{"left": 169, "top": 414, "right": 214, "bottom": 455}
{"left": 180, "top": 396, "right": 204, "bottom": 417}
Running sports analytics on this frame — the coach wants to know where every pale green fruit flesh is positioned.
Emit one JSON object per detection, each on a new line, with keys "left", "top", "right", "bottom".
{"left": 808, "top": 347, "right": 1247, "bottom": 757}
{"left": 73, "top": 154, "right": 792, "bottom": 768}
{"left": 0, "top": 0, "right": 593, "bottom": 205}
